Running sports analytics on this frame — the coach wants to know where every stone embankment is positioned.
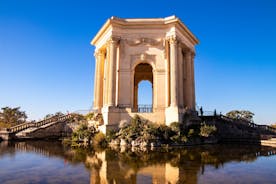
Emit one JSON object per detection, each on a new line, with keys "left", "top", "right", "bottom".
{"left": 202, "top": 115, "right": 276, "bottom": 144}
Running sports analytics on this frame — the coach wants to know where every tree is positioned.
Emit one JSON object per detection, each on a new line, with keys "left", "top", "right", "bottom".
{"left": 0, "top": 107, "right": 27, "bottom": 126}
{"left": 226, "top": 110, "right": 254, "bottom": 122}
{"left": 44, "top": 114, "right": 54, "bottom": 119}
{"left": 55, "top": 111, "right": 64, "bottom": 116}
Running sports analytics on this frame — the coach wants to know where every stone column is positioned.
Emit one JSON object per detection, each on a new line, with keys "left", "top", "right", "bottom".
{"left": 103, "top": 47, "right": 109, "bottom": 106}
{"left": 169, "top": 36, "right": 178, "bottom": 107}
{"left": 184, "top": 50, "right": 195, "bottom": 109}
{"left": 165, "top": 40, "right": 170, "bottom": 108}
{"left": 134, "top": 85, "right": 138, "bottom": 111}
{"left": 93, "top": 51, "right": 99, "bottom": 109}
{"left": 93, "top": 50, "right": 105, "bottom": 109}
{"left": 96, "top": 50, "right": 105, "bottom": 109}
{"left": 107, "top": 37, "right": 119, "bottom": 107}
{"left": 191, "top": 52, "right": 196, "bottom": 110}
{"left": 182, "top": 50, "right": 186, "bottom": 105}
{"left": 178, "top": 45, "right": 184, "bottom": 107}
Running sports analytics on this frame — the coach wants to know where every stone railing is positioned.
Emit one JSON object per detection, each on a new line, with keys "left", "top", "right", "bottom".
{"left": 138, "top": 105, "right": 153, "bottom": 113}
{"left": 220, "top": 115, "right": 276, "bottom": 134}
{"left": 8, "top": 114, "right": 73, "bottom": 133}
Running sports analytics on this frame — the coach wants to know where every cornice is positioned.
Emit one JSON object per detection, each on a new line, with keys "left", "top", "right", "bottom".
{"left": 91, "top": 15, "right": 199, "bottom": 46}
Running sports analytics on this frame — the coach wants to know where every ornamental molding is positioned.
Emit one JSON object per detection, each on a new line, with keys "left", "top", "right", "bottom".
{"left": 94, "top": 49, "right": 105, "bottom": 57}
{"left": 131, "top": 53, "right": 156, "bottom": 62}
{"left": 125, "top": 38, "right": 163, "bottom": 47}
{"left": 107, "top": 36, "right": 120, "bottom": 45}
{"left": 168, "top": 35, "right": 178, "bottom": 44}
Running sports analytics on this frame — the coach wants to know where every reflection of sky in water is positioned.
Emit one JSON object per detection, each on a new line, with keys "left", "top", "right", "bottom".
{"left": 0, "top": 150, "right": 89, "bottom": 184}
{"left": 0, "top": 141, "right": 276, "bottom": 184}
{"left": 198, "top": 157, "right": 276, "bottom": 184}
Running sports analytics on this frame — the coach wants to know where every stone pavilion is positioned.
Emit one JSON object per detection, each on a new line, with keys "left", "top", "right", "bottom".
{"left": 91, "top": 16, "right": 199, "bottom": 133}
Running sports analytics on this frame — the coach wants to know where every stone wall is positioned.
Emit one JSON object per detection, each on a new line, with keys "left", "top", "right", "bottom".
{"left": 21, "top": 121, "right": 74, "bottom": 139}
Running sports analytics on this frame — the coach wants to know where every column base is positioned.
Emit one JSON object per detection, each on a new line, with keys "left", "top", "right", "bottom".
{"left": 165, "top": 106, "right": 180, "bottom": 126}
{"left": 101, "top": 106, "right": 121, "bottom": 124}
{"left": 98, "top": 124, "right": 118, "bottom": 135}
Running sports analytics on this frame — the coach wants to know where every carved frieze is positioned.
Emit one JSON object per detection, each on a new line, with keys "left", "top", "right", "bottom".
{"left": 125, "top": 38, "right": 163, "bottom": 47}
{"left": 131, "top": 53, "right": 156, "bottom": 62}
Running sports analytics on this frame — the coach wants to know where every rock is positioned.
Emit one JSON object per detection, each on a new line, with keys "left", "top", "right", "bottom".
{"left": 150, "top": 141, "right": 161, "bottom": 148}
{"left": 131, "top": 140, "right": 139, "bottom": 147}
{"left": 120, "top": 146, "right": 127, "bottom": 153}
{"left": 140, "top": 141, "right": 149, "bottom": 147}
{"left": 110, "top": 139, "right": 120, "bottom": 146}
{"left": 120, "top": 139, "right": 127, "bottom": 146}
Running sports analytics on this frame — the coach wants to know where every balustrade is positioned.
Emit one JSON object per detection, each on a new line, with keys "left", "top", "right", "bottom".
{"left": 8, "top": 114, "right": 72, "bottom": 133}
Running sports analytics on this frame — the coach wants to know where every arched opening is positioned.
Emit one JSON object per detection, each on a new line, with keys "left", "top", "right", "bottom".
{"left": 138, "top": 80, "right": 153, "bottom": 112}
{"left": 133, "top": 63, "right": 153, "bottom": 113}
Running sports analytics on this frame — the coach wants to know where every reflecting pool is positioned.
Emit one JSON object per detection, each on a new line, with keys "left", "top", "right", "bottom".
{"left": 0, "top": 141, "right": 276, "bottom": 184}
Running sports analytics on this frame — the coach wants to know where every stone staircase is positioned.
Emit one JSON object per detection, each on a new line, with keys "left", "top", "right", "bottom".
{"left": 15, "top": 120, "right": 63, "bottom": 138}
{"left": 0, "top": 114, "right": 73, "bottom": 140}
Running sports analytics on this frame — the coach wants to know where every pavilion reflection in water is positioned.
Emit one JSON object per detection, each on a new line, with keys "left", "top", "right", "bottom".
{"left": 85, "top": 146, "right": 276, "bottom": 184}
{"left": 1, "top": 141, "right": 276, "bottom": 184}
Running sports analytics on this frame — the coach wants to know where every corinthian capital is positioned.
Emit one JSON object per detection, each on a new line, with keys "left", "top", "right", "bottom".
{"left": 94, "top": 49, "right": 105, "bottom": 57}
{"left": 169, "top": 36, "right": 178, "bottom": 45}
{"left": 183, "top": 48, "right": 195, "bottom": 58}
{"left": 107, "top": 36, "right": 120, "bottom": 45}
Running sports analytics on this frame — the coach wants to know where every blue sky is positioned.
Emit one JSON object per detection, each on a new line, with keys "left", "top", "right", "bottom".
{"left": 0, "top": 0, "right": 275, "bottom": 124}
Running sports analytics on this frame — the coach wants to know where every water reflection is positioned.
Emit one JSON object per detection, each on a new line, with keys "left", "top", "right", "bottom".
{"left": 0, "top": 141, "right": 276, "bottom": 184}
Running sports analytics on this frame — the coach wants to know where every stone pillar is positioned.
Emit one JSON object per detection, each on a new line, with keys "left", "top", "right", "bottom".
{"left": 182, "top": 50, "right": 186, "bottom": 106}
{"left": 184, "top": 50, "right": 195, "bottom": 110}
{"left": 107, "top": 37, "right": 119, "bottom": 107}
{"left": 103, "top": 47, "right": 109, "bottom": 106}
{"left": 134, "top": 85, "right": 138, "bottom": 111}
{"left": 169, "top": 36, "right": 178, "bottom": 107}
{"left": 165, "top": 40, "right": 170, "bottom": 108}
{"left": 191, "top": 52, "right": 196, "bottom": 110}
{"left": 93, "top": 50, "right": 105, "bottom": 110}
{"left": 93, "top": 51, "right": 99, "bottom": 109}
{"left": 178, "top": 45, "right": 184, "bottom": 107}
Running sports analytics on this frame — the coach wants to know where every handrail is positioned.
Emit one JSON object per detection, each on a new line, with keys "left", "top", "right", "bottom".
{"left": 8, "top": 114, "right": 73, "bottom": 133}
{"left": 138, "top": 104, "right": 153, "bottom": 113}
{"left": 220, "top": 115, "right": 276, "bottom": 133}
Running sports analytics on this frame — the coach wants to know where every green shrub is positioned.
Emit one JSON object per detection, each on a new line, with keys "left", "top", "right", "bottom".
{"left": 181, "top": 135, "right": 188, "bottom": 142}
{"left": 170, "top": 122, "right": 180, "bottom": 133}
{"left": 199, "top": 123, "right": 217, "bottom": 137}
{"left": 93, "top": 132, "right": 107, "bottom": 147}
{"left": 106, "top": 129, "right": 118, "bottom": 142}
{"left": 116, "top": 115, "right": 147, "bottom": 142}
{"left": 188, "top": 129, "right": 195, "bottom": 137}
{"left": 71, "top": 123, "right": 97, "bottom": 143}
{"left": 85, "top": 112, "right": 94, "bottom": 121}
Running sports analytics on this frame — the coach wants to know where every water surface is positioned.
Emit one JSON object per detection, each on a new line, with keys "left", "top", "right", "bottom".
{"left": 0, "top": 141, "right": 275, "bottom": 184}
